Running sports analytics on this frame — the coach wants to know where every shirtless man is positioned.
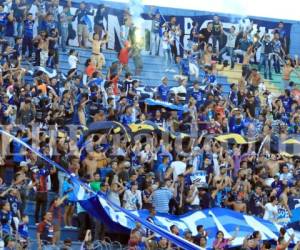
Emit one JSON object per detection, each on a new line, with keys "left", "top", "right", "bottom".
{"left": 242, "top": 45, "right": 254, "bottom": 81}
{"left": 282, "top": 58, "right": 300, "bottom": 89}
{"left": 248, "top": 68, "right": 262, "bottom": 90}
{"left": 33, "top": 30, "right": 50, "bottom": 67}
{"left": 88, "top": 33, "right": 109, "bottom": 70}
{"left": 203, "top": 43, "right": 214, "bottom": 66}
{"left": 83, "top": 144, "right": 108, "bottom": 178}
{"left": 213, "top": 166, "right": 232, "bottom": 188}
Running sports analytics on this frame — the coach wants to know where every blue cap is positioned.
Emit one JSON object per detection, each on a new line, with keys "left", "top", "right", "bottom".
{"left": 155, "top": 9, "right": 160, "bottom": 15}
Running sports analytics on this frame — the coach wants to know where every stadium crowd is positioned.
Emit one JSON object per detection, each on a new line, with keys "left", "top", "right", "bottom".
{"left": 0, "top": 0, "right": 299, "bottom": 249}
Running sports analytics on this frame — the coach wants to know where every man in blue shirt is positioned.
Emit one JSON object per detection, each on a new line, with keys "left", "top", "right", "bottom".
{"left": 40, "top": 13, "right": 57, "bottom": 34}
{"left": 22, "top": 13, "right": 34, "bottom": 59}
{"left": 120, "top": 106, "right": 133, "bottom": 125}
{"left": 187, "top": 81, "right": 204, "bottom": 108}
{"left": 152, "top": 181, "right": 174, "bottom": 213}
{"left": 73, "top": 2, "right": 94, "bottom": 48}
{"left": 156, "top": 155, "right": 169, "bottom": 182}
{"left": 157, "top": 76, "right": 169, "bottom": 102}
{"left": 228, "top": 83, "right": 238, "bottom": 108}
{"left": 235, "top": 32, "right": 252, "bottom": 60}
{"left": 0, "top": 4, "right": 8, "bottom": 38}
{"left": 279, "top": 89, "right": 293, "bottom": 113}
{"left": 229, "top": 109, "right": 246, "bottom": 134}
{"left": 149, "top": 8, "right": 162, "bottom": 56}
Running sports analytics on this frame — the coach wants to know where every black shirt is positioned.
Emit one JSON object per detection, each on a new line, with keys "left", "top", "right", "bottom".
{"left": 263, "top": 41, "right": 274, "bottom": 54}
{"left": 212, "top": 21, "right": 222, "bottom": 36}
{"left": 199, "top": 28, "right": 212, "bottom": 44}
{"left": 190, "top": 26, "right": 199, "bottom": 43}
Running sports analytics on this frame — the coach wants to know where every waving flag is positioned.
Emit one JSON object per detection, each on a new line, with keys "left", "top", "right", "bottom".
{"left": 76, "top": 191, "right": 291, "bottom": 250}
{"left": 1, "top": 129, "right": 299, "bottom": 250}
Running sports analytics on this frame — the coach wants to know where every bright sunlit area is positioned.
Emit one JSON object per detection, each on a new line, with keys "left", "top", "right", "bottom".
{"left": 108, "top": 0, "right": 300, "bottom": 21}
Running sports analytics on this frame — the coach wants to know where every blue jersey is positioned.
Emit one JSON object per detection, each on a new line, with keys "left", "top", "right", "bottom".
{"left": 179, "top": 58, "right": 189, "bottom": 76}
{"left": 157, "top": 84, "right": 169, "bottom": 102}
{"left": 279, "top": 96, "right": 293, "bottom": 113}
{"left": 121, "top": 114, "right": 132, "bottom": 125}
{"left": 7, "top": 195, "right": 20, "bottom": 217}
{"left": 229, "top": 91, "right": 238, "bottom": 106}
{"left": 24, "top": 20, "right": 34, "bottom": 38}
{"left": 188, "top": 88, "right": 204, "bottom": 106}
{"left": 18, "top": 223, "right": 29, "bottom": 239}
{"left": 0, "top": 12, "right": 7, "bottom": 26}
{"left": 0, "top": 210, "right": 12, "bottom": 234}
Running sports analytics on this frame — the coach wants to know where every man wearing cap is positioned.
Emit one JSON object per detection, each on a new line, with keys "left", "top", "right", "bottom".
{"left": 3, "top": 235, "right": 16, "bottom": 249}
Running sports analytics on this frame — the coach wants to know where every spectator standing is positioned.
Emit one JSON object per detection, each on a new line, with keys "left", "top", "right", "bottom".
{"left": 94, "top": 4, "right": 106, "bottom": 38}
{"left": 34, "top": 165, "right": 55, "bottom": 224}
{"left": 37, "top": 212, "right": 55, "bottom": 250}
{"left": 263, "top": 196, "right": 278, "bottom": 222}
{"left": 12, "top": 0, "right": 26, "bottom": 37}
{"left": 89, "top": 33, "right": 109, "bottom": 70}
{"left": 60, "top": 5, "right": 72, "bottom": 52}
{"left": 148, "top": 7, "right": 162, "bottom": 56}
{"left": 211, "top": 15, "right": 222, "bottom": 53}
{"left": 123, "top": 181, "right": 142, "bottom": 210}
{"left": 22, "top": 13, "right": 35, "bottom": 60}
{"left": 219, "top": 25, "right": 237, "bottom": 69}
{"left": 73, "top": 2, "right": 94, "bottom": 48}
{"left": 152, "top": 181, "right": 174, "bottom": 213}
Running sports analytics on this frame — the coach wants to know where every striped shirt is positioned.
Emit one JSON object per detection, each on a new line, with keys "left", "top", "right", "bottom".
{"left": 152, "top": 187, "right": 173, "bottom": 213}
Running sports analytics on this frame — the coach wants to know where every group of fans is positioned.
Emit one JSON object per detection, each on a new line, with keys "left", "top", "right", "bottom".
{"left": 0, "top": 0, "right": 299, "bottom": 249}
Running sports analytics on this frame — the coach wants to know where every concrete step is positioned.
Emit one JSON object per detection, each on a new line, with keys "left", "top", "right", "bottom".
{"left": 28, "top": 239, "right": 83, "bottom": 250}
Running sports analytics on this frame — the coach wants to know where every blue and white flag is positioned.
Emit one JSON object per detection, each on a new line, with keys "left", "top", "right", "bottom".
{"left": 76, "top": 191, "right": 294, "bottom": 250}
{"left": 144, "top": 98, "right": 185, "bottom": 111}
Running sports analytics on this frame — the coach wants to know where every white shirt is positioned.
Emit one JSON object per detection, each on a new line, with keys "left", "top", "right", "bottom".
{"left": 162, "top": 36, "right": 170, "bottom": 50}
{"left": 263, "top": 202, "right": 278, "bottom": 222}
{"left": 68, "top": 55, "right": 78, "bottom": 69}
{"left": 170, "top": 161, "right": 186, "bottom": 181}
{"left": 28, "top": 4, "right": 38, "bottom": 19}
{"left": 108, "top": 190, "right": 121, "bottom": 207}
{"left": 212, "top": 153, "right": 220, "bottom": 176}
{"left": 171, "top": 85, "right": 187, "bottom": 95}
{"left": 123, "top": 189, "right": 142, "bottom": 210}
{"left": 191, "top": 188, "right": 200, "bottom": 206}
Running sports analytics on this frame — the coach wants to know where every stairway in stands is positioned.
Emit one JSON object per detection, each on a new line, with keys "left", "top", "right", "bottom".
{"left": 55, "top": 47, "right": 232, "bottom": 95}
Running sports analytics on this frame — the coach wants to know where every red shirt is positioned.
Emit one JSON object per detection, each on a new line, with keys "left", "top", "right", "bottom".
{"left": 111, "top": 76, "right": 119, "bottom": 95}
{"left": 119, "top": 47, "right": 129, "bottom": 65}
{"left": 86, "top": 64, "right": 96, "bottom": 77}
